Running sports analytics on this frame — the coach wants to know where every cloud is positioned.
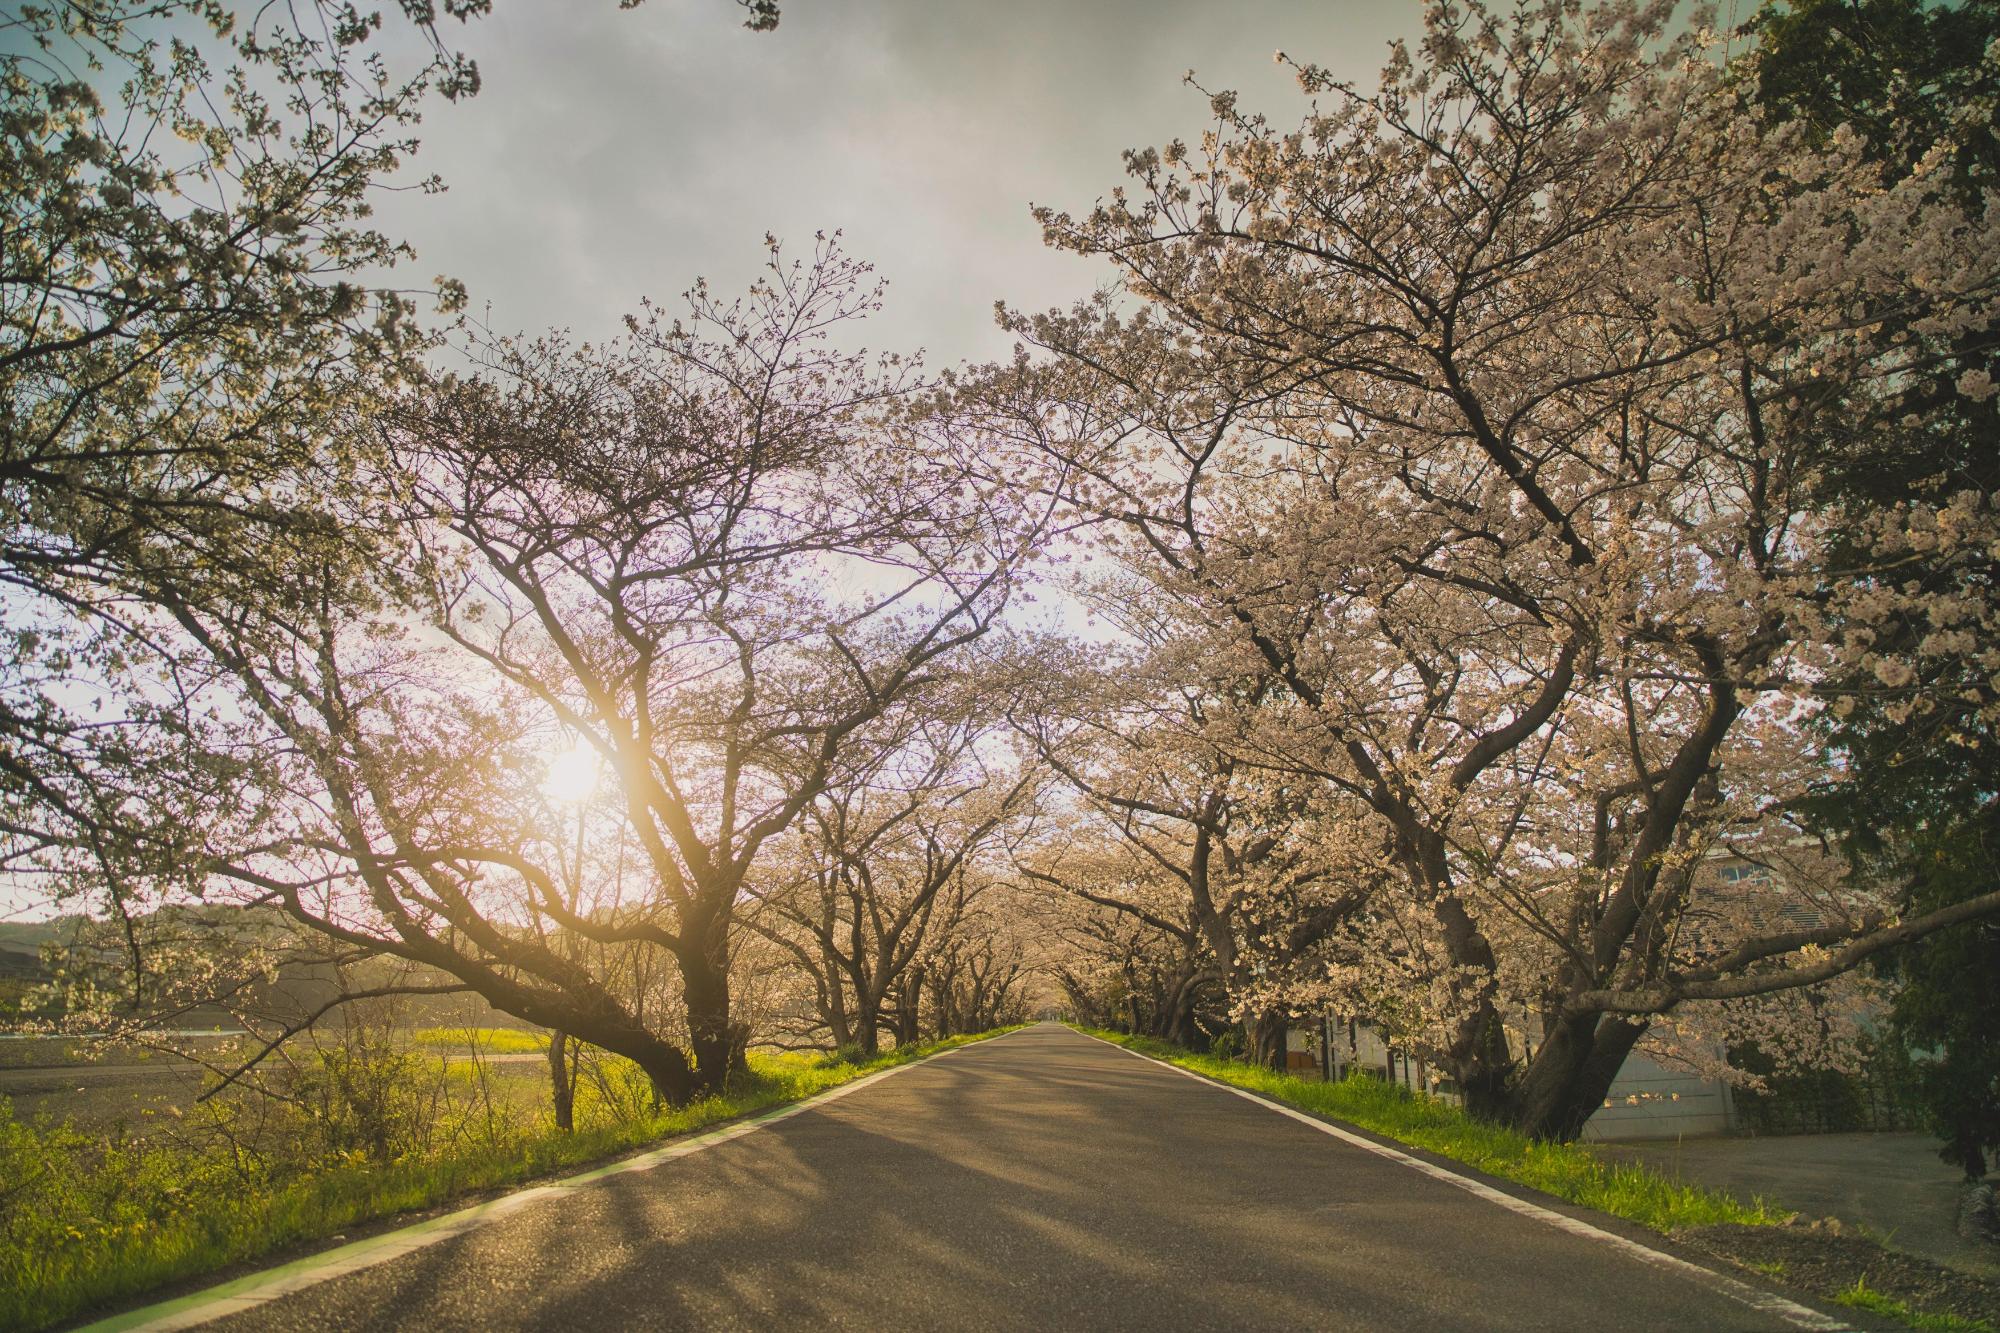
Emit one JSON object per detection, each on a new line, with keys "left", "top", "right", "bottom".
{"left": 378, "top": 0, "right": 1415, "bottom": 366}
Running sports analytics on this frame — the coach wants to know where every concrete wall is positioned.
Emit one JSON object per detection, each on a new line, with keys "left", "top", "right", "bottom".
{"left": 1581, "top": 1050, "right": 1736, "bottom": 1141}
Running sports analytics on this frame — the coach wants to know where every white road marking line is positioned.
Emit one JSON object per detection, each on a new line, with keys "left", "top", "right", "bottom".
{"left": 1081, "top": 1031, "right": 1856, "bottom": 1333}
{"left": 79, "top": 1031, "right": 1029, "bottom": 1333}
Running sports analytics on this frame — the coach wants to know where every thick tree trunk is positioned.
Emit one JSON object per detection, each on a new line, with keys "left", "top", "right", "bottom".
{"left": 1505, "top": 1013, "right": 1648, "bottom": 1141}
{"left": 934, "top": 977, "right": 960, "bottom": 1037}
{"left": 543, "top": 1018, "right": 693, "bottom": 1107}
{"left": 852, "top": 1010, "right": 881, "bottom": 1058}
{"left": 1160, "top": 971, "right": 1202, "bottom": 1046}
{"left": 425, "top": 969, "right": 697, "bottom": 1107}
{"left": 629, "top": 1035, "right": 698, "bottom": 1106}
{"left": 854, "top": 974, "right": 900, "bottom": 1055}
{"left": 894, "top": 970, "right": 924, "bottom": 1045}
{"left": 965, "top": 975, "right": 991, "bottom": 1034}
{"left": 821, "top": 970, "right": 854, "bottom": 1051}
{"left": 1413, "top": 847, "right": 1520, "bottom": 1119}
{"left": 1447, "top": 1004, "right": 1519, "bottom": 1122}
{"left": 1248, "top": 1009, "right": 1288, "bottom": 1069}
{"left": 680, "top": 933, "right": 736, "bottom": 1093}
{"left": 547, "top": 1030, "right": 574, "bottom": 1132}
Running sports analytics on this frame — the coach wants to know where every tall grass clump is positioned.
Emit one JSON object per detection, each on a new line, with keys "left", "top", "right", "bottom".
{"left": 1084, "top": 1029, "right": 1779, "bottom": 1233}
{"left": 0, "top": 1027, "right": 1020, "bottom": 1331}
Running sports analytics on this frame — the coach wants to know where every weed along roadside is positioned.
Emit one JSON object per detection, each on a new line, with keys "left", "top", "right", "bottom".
{"left": 1076, "top": 1028, "right": 2000, "bottom": 1333}
{"left": 0, "top": 1028, "right": 1024, "bottom": 1333}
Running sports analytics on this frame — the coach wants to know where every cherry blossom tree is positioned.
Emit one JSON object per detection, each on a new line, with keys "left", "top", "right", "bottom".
{"left": 744, "top": 673, "right": 1044, "bottom": 1056}
{"left": 994, "top": 0, "right": 2000, "bottom": 1137}
{"left": 1, "top": 0, "right": 784, "bottom": 1019}
{"left": 1, "top": 0, "right": 488, "bottom": 926}
{"left": 130, "top": 240, "right": 1044, "bottom": 1101}
{"left": 908, "top": 876, "right": 1044, "bottom": 1038}
{"left": 1006, "top": 627, "right": 1370, "bottom": 1064}
{"left": 1018, "top": 810, "right": 1219, "bottom": 1042}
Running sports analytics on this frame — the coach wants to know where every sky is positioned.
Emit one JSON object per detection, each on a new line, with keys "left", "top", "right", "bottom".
{"left": 375, "top": 0, "right": 1421, "bottom": 368}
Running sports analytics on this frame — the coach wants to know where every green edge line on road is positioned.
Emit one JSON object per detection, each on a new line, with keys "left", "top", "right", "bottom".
{"left": 75, "top": 1028, "right": 1030, "bottom": 1333}
{"left": 1072, "top": 1027, "right": 1861, "bottom": 1333}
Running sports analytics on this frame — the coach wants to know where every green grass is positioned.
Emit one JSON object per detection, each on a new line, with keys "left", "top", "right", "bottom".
{"left": 1835, "top": 1278, "right": 1997, "bottom": 1333}
{"left": 1078, "top": 1028, "right": 1779, "bottom": 1233}
{"left": 1, "top": 1027, "right": 1021, "bottom": 1332}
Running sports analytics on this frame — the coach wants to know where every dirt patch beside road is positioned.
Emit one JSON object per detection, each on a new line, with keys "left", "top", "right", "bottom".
{"left": 1683, "top": 1220, "right": 2000, "bottom": 1327}
{"left": 1596, "top": 1131, "right": 1999, "bottom": 1281}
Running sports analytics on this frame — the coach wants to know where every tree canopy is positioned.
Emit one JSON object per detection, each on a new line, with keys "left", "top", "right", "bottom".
{"left": 8, "top": 0, "right": 2000, "bottom": 1156}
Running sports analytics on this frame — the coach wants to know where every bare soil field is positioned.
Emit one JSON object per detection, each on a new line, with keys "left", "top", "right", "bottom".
{"left": 0, "top": 1037, "right": 548, "bottom": 1131}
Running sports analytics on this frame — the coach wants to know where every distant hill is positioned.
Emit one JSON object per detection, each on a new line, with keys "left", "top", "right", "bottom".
{"left": 0, "top": 918, "right": 78, "bottom": 982}
{"left": 0, "top": 908, "right": 529, "bottom": 1032}
{"left": 0, "top": 918, "right": 77, "bottom": 949}
{"left": 0, "top": 918, "right": 81, "bottom": 1012}
{"left": 0, "top": 904, "right": 544, "bottom": 1024}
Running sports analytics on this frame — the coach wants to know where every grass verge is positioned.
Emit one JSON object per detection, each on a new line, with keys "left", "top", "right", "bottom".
{"left": 1835, "top": 1279, "right": 1997, "bottom": 1333}
{"left": 1077, "top": 1028, "right": 1777, "bottom": 1232}
{"left": 3, "top": 1027, "right": 1019, "bottom": 1332}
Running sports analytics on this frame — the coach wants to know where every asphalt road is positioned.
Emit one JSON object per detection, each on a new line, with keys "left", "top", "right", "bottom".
{"left": 184, "top": 1023, "right": 1842, "bottom": 1332}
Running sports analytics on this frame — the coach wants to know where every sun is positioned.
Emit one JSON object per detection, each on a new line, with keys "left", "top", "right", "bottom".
{"left": 541, "top": 740, "right": 600, "bottom": 804}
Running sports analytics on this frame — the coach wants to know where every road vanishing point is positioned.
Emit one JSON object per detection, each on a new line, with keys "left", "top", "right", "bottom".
{"left": 94, "top": 1023, "right": 1858, "bottom": 1332}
